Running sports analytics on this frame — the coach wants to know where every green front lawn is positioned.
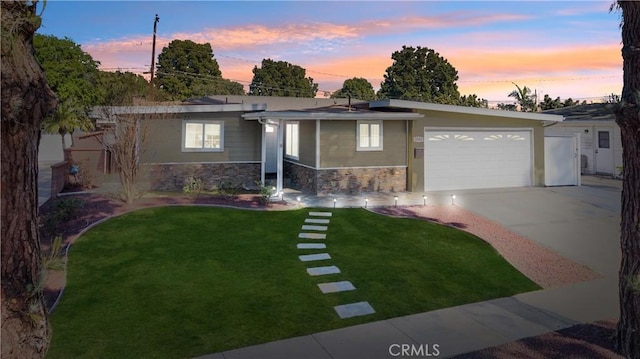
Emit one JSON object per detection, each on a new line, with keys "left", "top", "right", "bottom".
{"left": 48, "top": 207, "right": 539, "bottom": 358}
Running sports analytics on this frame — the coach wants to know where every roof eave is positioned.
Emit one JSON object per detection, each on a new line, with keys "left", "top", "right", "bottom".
{"left": 242, "top": 111, "right": 423, "bottom": 121}
{"left": 370, "top": 99, "right": 564, "bottom": 122}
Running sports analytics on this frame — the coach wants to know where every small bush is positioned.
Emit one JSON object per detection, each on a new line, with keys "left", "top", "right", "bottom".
{"left": 43, "top": 235, "right": 65, "bottom": 271}
{"left": 255, "top": 181, "right": 274, "bottom": 205}
{"left": 42, "top": 196, "right": 85, "bottom": 237}
{"left": 218, "top": 181, "right": 242, "bottom": 201}
{"left": 183, "top": 177, "right": 204, "bottom": 198}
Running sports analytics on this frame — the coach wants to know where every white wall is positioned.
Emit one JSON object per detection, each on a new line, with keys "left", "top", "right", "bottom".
{"left": 545, "top": 122, "right": 623, "bottom": 176}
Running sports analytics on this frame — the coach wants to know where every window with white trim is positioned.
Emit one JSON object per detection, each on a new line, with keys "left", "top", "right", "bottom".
{"left": 285, "top": 121, "right": 299, "bottom": 158}
{"left": 182, "top": 120, "right": 223, "bottom": 152}
{"left": 357, "top": 120, "right": 383, "bottom": 151}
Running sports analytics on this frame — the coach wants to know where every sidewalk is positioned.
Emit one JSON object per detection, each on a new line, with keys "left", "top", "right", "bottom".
{"left": 197, "top": 177, "right": 621, "bottom": 359}
{"left": 197, "top": 279, "right": 616, "bottom": 359}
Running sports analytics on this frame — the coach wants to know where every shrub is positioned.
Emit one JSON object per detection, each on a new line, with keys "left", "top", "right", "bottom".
{"left": 183, "top": 177, "right": 204, "bottom": 198}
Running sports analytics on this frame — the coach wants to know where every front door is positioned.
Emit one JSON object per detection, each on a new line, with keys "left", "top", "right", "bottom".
{"left": 265, "top": 124, "right": 278, "bottom": 174}
{"left": 595, "top": 128, "right": 613, "bottom": 174}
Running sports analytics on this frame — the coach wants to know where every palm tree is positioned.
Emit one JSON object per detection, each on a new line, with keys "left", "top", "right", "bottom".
{"left": 508, "top": 83, "right": 537, "bottom": 112}
{"left": 41, "top": 99, "right": 94, "bottom": 148}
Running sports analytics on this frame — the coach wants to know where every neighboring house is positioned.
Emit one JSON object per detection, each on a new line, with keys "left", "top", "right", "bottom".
{"left": 544, "top": 103, "right": 622, "bottom": 177}
{"left": 86, "top": 96, "right": 564, "bottom": 195}
{"left": 38, "top": 133, "right": 72, "bottom": 163}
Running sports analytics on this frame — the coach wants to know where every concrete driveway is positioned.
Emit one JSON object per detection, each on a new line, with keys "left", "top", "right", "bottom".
{"left": 451, "top": 175, "right": 621, "bottom": 278}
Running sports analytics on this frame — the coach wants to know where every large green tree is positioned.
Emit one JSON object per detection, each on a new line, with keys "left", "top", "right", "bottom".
{"left": 377, "top": 46, "right": 461, "bottom": 104}
{"left": 34, "top": 34, "right": 99, "bottom": 146}
{"left": 249, "top": 59, "right": 318, "bottom": 97}
{"left": 97, "top": 70, "right": 158, "bottom": 106}
{"left": 611, "top": 1, "right": 640, "bottom": 357}
{"left": 2, "top": 1, "right": 58, "bottom": 357}
{"left": 331, "top": 77, "right": 376, "bottom": 101}
{"left": 155, "top": 40, "right": 244, "bottom": 100}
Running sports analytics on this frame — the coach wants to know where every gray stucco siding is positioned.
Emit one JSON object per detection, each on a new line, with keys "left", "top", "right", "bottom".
{"left": 141, "top": 113, "right": 261, "bottom": 163}
{"left": 297, "top": 120, "right": 317, "bottom": 167}
{"left": 319, "top": 120, "right": 407, "bottom": 168}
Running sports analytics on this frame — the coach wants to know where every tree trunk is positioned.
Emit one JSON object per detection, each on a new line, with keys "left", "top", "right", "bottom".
{"left": 615, "top": 1, "right": 640, "bottom": 358}
{"left": 58, "top": 129, "right": 67, "bottom": 149}
{"left": 1, "top": 1, "right": 58, "bottom": 358}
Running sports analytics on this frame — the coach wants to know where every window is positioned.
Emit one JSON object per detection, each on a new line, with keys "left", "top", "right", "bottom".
{"left": 183, "top": 120, "right": 223, "bottom": 152}
{"left": 598, "top": 131, "right": 610, "bottom": 149}
{"left": 285, "top": 121, "right": 299, "bottom": 158}
{"left": 357, "top": 120, "right": 383, "bottom": 151}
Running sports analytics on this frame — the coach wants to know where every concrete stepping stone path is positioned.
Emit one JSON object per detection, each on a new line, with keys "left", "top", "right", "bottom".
{"left": 318, "top": 281, "right": 356, "bottom": 293}
{"left": 307, "top": 266, "right": 341, "bottom": 276}
{"left": 299, "top": 253, "right": 331, "bottom": 262}
{"left": 334, "top": 301, "right": 376, "bottom": 319}
{"left": 305, "top": 218, "right": 330, "bottom": 224}
{"left": 297, "top": 243, "right": 326, "bottom": 249}
{"left": 301, "top": 225, "right": 328, "bottom": 231}
{"left": 309, "top": 211, "right": 332, "bottom": 217}
{"left": 299, "top": 233, "right": 326, "bottom": 240}
{"left": 296, "top": 210, "right": 376, "bottom": 319}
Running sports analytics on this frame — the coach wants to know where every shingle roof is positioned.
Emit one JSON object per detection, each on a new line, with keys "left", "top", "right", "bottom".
{"left": 542, "top": 103, "right": 616, "bottom": 122}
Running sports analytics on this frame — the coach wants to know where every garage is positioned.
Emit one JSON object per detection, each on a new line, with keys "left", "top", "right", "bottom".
{"left": 424, "top": 129, "right": 533, "bottom": 191}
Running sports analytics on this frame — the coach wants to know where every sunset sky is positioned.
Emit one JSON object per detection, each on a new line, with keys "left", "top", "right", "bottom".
{"left": 37, "top": 1, "right": 623, "bottom": 105}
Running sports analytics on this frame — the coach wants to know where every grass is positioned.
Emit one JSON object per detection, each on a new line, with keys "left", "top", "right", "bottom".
{"left": 47, "top": 207, "right": 540, "bottom": 358}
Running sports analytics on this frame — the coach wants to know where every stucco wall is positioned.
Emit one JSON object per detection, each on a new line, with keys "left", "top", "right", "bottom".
{"left": 141, "top": 112, "right": 261, "bottom": 164}
{"left": 319, "top": 120, "right": 407, "bottom": 168}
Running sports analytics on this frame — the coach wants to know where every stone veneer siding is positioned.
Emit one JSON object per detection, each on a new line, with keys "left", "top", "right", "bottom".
{"left": 285, "top": 161, "right": 407, "bottom": 195}
{"left": 284, "top": 161, "right": 317, "bottom": 193}
{"left": 142, "top": 163, "right": 261, "bottom": 192}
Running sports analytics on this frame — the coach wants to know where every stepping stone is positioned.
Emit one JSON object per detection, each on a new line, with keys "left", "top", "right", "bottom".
{"left": 309, "top": 212, "right": 332, "bottom": 217}
{"left": 305, "top": 218, "right": 330, "bottom": 224}
{"left": 307, "top": 266, "right": 341, "bottom": 276}
{"left": 318, "top": 281, "right": 356, "bottom": 294}
{"left": 297, "top": 243, "right": 326, "bottom": 249}
{"left": 299, "top": 253, "right": 331, "bottom": 262}
{"left": 334, "top": 301, "right": 376, "bottom": 319}
{"left": 301, "top": 225, "right": 328, "bottom": 231}
{"left": 299, "top": 233, "right": 326, "bottom": 240}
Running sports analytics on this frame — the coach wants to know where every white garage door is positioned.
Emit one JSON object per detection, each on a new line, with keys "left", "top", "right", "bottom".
{"left": 424, "top": 129, "right": 533, "bottom": 191}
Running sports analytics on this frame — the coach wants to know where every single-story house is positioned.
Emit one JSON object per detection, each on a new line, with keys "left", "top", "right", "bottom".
{"left": 87, "top": 96, "right": 565, "bottom": 195}
{"left": 543, "top": 103, "right": 622, "bottom": 177}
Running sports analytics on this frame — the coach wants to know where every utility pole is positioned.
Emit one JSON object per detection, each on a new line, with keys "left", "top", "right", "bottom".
{"left": 149, "top": 14, "right": 160, "bottom": 87}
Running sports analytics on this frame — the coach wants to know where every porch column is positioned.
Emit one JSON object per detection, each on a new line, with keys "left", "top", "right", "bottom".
{"left": 276, "top": 119, "right": 284, "bottom": 195}
{"left": 260, "top": 120, "right": 266, "bottom": 186}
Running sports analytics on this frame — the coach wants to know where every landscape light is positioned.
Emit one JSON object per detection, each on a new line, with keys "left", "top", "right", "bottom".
{"left": 422, "top": 195, "right": 427, "bottom": 206}
{"left": 365, "top": 197, "right": 368, "bottom": 208}
{"left": 451, "top": 194, "right": 456, "bottom": 205}
{"left": 297, "top": 196, "right": 301, "bottom": 206}
{"left": 394, "top": 196, "right": 398, "bottom": 208}
{"left": 333, "top": 198, "right": 337, "bottom": 208}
